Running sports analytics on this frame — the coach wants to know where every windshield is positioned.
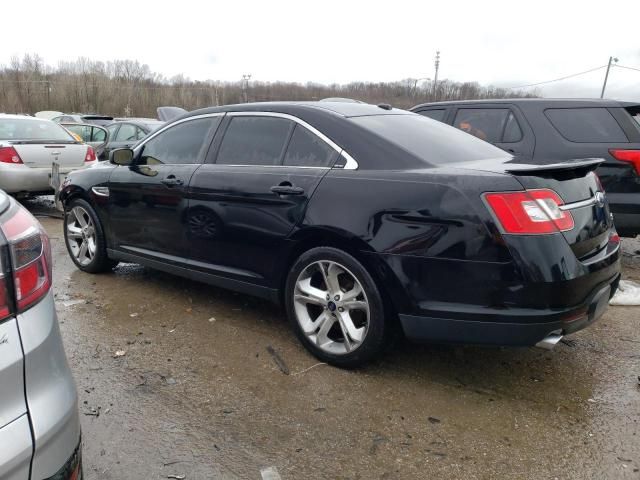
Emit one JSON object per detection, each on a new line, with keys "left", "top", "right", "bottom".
{"left": 351, "top": 114, "right": 510, "bottom": 165}
{"left": 0, "top": 117, "right": 75, "bottom": 142}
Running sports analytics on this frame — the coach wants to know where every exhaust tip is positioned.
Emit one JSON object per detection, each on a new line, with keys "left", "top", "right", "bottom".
{"left": 535, "top": 330, "right": 563, "bottom": 350}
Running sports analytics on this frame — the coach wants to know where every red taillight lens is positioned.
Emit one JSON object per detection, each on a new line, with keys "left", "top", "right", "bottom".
{"left": 1, "top": 206, "right": 52, "bottom": 314}
{"left": 484, "top": 189, "right": 574, "bottom": 234}
{"left": 609, "top": 149, "right": 640, "bottom": 175}
{"left": 0, "top": 146, "right": 23, "bottom": 164}
{"left": 85, "top": 146, "right": 96, "bottom": 162}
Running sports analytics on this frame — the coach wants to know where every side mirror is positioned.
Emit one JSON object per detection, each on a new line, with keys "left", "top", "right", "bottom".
{"left": 111, "top": 148, "right": 134, "bottom": 166}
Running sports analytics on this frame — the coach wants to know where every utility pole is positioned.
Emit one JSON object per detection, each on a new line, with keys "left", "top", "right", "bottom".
{"left": 600, "top": 56, "right": 618, "bottom": 99}
{"left": 432, "top": 51, "right": 440, "bottom": 100}
{"left": 45, "top": 80, "right": 51, "bottom": 109}
{"left": 242, "top": 74, "right": 252, "bottom": 103}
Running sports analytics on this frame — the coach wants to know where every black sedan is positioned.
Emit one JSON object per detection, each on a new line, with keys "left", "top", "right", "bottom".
{"left": 59, "top": 102, "right": 621, "bottom": 367}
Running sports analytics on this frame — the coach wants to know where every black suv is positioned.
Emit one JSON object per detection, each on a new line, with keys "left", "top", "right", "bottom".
{"left": 410, "top": 99, "right": 640, "bottom": 236}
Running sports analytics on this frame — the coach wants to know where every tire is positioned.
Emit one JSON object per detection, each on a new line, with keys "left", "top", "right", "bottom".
{"left": 285, "top": 246, "right": 388, "bottom": 368}
{"left": 63, "top": 198, "right": 117, "bottom": 273}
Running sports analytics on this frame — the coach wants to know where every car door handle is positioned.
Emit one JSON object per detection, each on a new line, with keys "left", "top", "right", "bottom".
{"left": 270, "top": 184, "right": 304, "bottom": 195}
{"left": 161, "top": 176, "right": 184, "bottom": 187}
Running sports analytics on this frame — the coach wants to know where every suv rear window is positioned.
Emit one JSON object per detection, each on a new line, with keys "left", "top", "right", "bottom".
{"left": 545, "top": 108, "right": 628, "bottom": 143}
{"left": 351, "top": 114, "right": 510, "bottom": 165}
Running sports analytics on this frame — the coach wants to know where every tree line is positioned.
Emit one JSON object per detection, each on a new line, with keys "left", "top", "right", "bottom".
{"left": 0, "top": 54, "right": 536, "bottom": 117}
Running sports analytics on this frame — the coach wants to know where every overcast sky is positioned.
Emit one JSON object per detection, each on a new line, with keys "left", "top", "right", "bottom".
{"left": 5, "top": 0, "right": 640, "bottom": 100}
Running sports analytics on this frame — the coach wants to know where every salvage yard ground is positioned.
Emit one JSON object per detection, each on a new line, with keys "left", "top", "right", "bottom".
{"left": 25, "top": 198, "right": 640, "bottom": 480}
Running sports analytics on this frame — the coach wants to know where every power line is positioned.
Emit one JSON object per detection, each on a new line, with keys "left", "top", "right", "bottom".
{"left": 614, "top": 64, "right": 640, "bottom": 73}
{"left": 506, "top": 65, "right": 607, "bottom": 89}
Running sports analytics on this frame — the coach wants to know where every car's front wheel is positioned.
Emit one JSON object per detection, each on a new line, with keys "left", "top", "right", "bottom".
{"left": 64, "top": 198, "right": 117, "bottom": 273}
{"left": 285, "top": 247, "right": 388, "bottom": 368}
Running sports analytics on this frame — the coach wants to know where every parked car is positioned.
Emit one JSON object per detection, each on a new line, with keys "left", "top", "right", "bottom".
{"left": 0, "top": 190, "right": 82, "bottom": 479}
{"left": 59, "top": 102, "right": 621, "bottom": 367}
{"left": 34, "top": 111, "right": 64, "bottom": 120}
{"left": 52, "top": 113, "right": 114, "bottom": 126}
{"left": 410, "top": 98, "right": 640, "bottom": 236}
{"left": 61, "top": 123, "right": 109, "bottom": 159}
{"left": 101, "top": 119, "right": 164, "bottom": 160}
{"left": 0, "top": 114, "right": 98, "bottom": 196}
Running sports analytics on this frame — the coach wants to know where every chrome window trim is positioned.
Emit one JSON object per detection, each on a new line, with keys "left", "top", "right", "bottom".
{"left": 207, "top": 164, "right": 331, "bottom": 170}
{"left": 226, "top": 111, "right": 358, "bottom": 170}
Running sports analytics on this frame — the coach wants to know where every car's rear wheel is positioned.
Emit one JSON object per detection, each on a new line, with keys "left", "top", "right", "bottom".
{"left": 64, "top": 198, "right": 117, "bottom": 273}
{"left": 285, "top": 247, "right": 388, "bottom": 368}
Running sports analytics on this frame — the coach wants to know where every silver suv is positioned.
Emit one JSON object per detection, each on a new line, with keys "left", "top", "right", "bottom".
{"left": 0, "top": 191, "right": 81, "bottom": 479}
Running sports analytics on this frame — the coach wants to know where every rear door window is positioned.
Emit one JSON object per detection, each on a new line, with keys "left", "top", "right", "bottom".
{"left": 545, "top": 108, "right": 628, "bottom": 143}
{"left": 416, "top": 109, "right": 447, "bottom": 122}
{"left": 453, "top": 109, "right": 511, "bottom": 143}
{"left": 216, "top": 116, "right": 294, "bottom": 166}
{"left": 283, "top": 125, "right": 338, "bottom": 167}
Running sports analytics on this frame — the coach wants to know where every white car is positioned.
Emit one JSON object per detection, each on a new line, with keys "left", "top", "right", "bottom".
{"left": 0, "top": 114, "right": 97, "bottom": 196}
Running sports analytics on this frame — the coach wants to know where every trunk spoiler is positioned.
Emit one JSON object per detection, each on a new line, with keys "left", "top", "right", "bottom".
{"left": 504, "top": 158, "right": 604, "bottom": 176}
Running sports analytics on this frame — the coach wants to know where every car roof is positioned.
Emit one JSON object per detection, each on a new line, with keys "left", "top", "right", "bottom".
{"left": 411, "top": 98, "right": 639, "bottom": 110}
{"left": 186, "top": 101, "right": 410, "bottom": 119}
{"left": 107, "top": 119, "right": 163, "bottom": 128}
{"left": 0, "top": 113, "right": 52, "bottom": 122}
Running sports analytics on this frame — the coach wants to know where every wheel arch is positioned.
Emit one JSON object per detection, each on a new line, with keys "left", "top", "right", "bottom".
{"left": 279, "top": 227, "right": 410, "bottom": 322}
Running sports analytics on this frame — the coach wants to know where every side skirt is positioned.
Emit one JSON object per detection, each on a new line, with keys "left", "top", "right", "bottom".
{"left": 107, "top": 248, "right": 280, "bottom": 304}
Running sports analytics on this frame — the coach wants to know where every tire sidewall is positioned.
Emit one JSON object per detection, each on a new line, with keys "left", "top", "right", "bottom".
{"left": 285, "top": 247, "right": 387, "bottom": 368}
{"left": 64, "top": 198, "right": 113, "bottom": 273}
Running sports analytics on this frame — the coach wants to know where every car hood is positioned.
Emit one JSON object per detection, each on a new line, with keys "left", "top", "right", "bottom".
{"left": 157, "top": 106, "right": 188, "bottom": 122}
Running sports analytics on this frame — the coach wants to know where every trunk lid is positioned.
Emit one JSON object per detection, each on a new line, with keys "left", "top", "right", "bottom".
{"left": 12, "top": 142, "right": 88, "bottom": 169}
{"left": 459, "top": 157, "right": 613, "bottom": 260}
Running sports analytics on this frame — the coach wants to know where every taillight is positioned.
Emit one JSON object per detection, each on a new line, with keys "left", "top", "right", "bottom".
{"left": 85, "top": 146, "right": 97, "bottom": 163}
{"left": 609, "top": 149, "right": 640, "bottom": 175}
{"left": 0, "top": 146, "right": 23, "bottom": 164}
{"left": 0, "top": 206, "right": 52, "bottom": 315}
{"left": 484, "top": 189, "right": 574, "bottom": 234}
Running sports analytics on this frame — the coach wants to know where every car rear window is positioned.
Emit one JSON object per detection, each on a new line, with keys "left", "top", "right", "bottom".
{"left": 545, "top": 108, "right": 628, "bottom": 143}
{"left": 0, "top": 118, "right": 75, "bottom": 142}
{"left": 350, "top": 114, "right": 510, "bottom": 165}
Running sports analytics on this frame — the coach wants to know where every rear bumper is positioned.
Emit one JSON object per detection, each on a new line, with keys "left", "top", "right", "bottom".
{"left": 399, "top": 275, "right": 619, "bottom": 346}
{"left": 17, "top": 291, "right": 81, "bottom": 480}
{"left": 371, "top": 231, "right": 621, "bottom": 346}
{"left": 0, "top": 415, "right": 32, "bottom": 480}
{"left": 0, "top": 164, "right": 90, "bottom": 194}
{"left": 607, "top": 192, "right": 640, "bottom": 235}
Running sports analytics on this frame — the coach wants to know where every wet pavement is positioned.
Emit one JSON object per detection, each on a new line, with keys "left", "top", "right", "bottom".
{"left": 24, "top": 197, "right": 640, "bottom": 479}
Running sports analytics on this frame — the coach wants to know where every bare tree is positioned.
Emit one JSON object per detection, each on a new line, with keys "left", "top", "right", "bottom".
{"left": 0, "top": 55, "right": 537, "bottom": 116}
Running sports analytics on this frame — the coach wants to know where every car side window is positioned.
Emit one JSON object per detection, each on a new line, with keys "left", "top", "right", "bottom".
{"left": 216, "top": 116, "right": 294, "bottom": 166}
{"left": 502, "top": 112, "right": 523, "bottom": 143}
{"left": 139, "top": 117, "right": 220, "bottom": 165}
{"left": 115, "top": 124, "right": 137, "bottom": 142}
{"left": 545, "top": 108, "right": 628, "bottom": 143}
{"left": 417, "top": 109, "right": 447, "bottom": 123}
{"left": 453, "top": 108, "right": 511, "bottom": 143}
{"left": 106, "top": 124, "right": 119, "bottom": 138}
{"left": 135, "top": 127, "right": 147, "bottom": 140}
{"left": 92, "top": 127, "right": 106, "bottom": 142}
{"left": 283, "top": 125, "right": 338, "bottom": 167}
